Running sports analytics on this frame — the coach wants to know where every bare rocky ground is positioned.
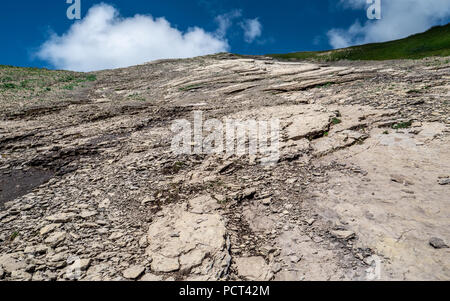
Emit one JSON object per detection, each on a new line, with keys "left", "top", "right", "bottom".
{"left": 0, "top": 54, "right": 449, "bottom": 281}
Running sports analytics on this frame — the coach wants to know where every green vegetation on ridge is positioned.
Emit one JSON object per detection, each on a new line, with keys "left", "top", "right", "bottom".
{"left": 269, "top": 24, "right": 450, "bottom": 61}
{"left": 0, "top": 65, "right": 97, "bottom": 96}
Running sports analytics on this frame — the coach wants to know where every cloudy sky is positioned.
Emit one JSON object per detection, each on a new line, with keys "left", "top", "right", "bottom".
{"left": 1, "top": 0, "right": 449, "bottom": 71}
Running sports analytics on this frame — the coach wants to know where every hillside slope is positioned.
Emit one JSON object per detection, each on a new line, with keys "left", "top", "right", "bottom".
{"left": 269, "top": 23, "right": 450, "bottom": 61}
{"left": 0, "top": 55, "right": 449, "bottom": 281}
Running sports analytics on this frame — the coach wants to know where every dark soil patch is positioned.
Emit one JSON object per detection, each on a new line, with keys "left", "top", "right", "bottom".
{"left": 0, "top": 168, "right": 54, "bottom": 207}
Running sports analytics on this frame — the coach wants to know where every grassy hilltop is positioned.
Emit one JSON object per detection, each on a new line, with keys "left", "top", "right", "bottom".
{"left": 269, "top": 23, "right": 450, "bottom": 61}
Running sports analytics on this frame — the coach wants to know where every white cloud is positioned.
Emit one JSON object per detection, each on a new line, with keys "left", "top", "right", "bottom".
{"left": 240, "top": 18, "right": 263, "bottom": 43}
{"left": 37, "top": 4, "right": 229, "bottom": 71}
{"left": 215, "top": 10, "right": 242, "bottom": 38}
{"left": 328, "top": 0, "right": 450, "bottom": 49}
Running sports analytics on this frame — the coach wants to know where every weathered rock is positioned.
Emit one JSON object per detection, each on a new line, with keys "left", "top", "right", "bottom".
{"left": 391, "top": 174, "right": 414, "bottom": 186}
{"left": 80, "top": 210, "right": 98, "bottom": 219}
{"left": 271, "top": 263, "right": 282, "bottom": 273}
{"left": 76, "top": 259, "right": 92, "bottom": 271}
{"left": 40, "top": 224, "right": 61, "bottom": 236}
{"left": 189, "top": 195, "right": 220, "bottom": 214}
{"left": 48, "top": 252, "right": 68, "bottom": 263}
{"left": 139, "top": 235, "right": 148, "bottom": 248}
{"left": 98, "top": 198, "right": 111, "bottom": 209}
{"left": 180, "top": 249, "right": 206, "bottom": 271}
{"left": 150, "top": 254, "right": 180, "bottom": 273}
{"left": 10, "top": 270, "right": 32, "bottom": 281}
{"left": 285, "top": 106, "right": 332, "bottom": 141}
{"left": 24, "top": 244, "right": 48, "bottom": 255}
{"left": 45, "top": 213, "right": 77, "bottom": 223}
{"left": 108, "top": 232, "right": 125, "bottom": 241}
{"left": 242, "top": 188, "right": 257, "bottom": 200}
{"left": 123, "top": 265, "right": 146, "bottom": 279}
{"left": 261, "top": 197, "right": 272, "bottom": 206}
{"left": 235, "top": 257, "right": 272, "bottom": 281}
{"left": 31, "top": 272, "right": 45, "bottom": 281}
{"left": 0, "top": 253, "right": 27, "bottom": 274}
{"left": 290, "top": 255, "right": 302, "bottom": 263}
{"left": 84, "top": 263, "right": 111, "bottom": 281}
{"left": 429, "top": 237, "right": 449, "bottom": 249}
{"left": 0, "top": 212, "right": 9, "bottom": 221}
{"left": 44, "top": 232, "right": 67, "bottom": 247}
{"left": 437, "top": 178, "right": 450, "bottom": 185}
{"left": 141, "top": 196, "right": 155, "bottom": 205}
{"left": 146, "top": 196, "right": 229, "bottom": 279}
{"left": 331, "top": 230, "right": 356, "bottom": 240}
{"left": 306, "top": 218, "right": 316, "bottom": 226}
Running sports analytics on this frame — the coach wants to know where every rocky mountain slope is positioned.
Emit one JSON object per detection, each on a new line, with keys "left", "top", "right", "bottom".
{"left": 0, "top": 54, "right": 449, "bottom": 281}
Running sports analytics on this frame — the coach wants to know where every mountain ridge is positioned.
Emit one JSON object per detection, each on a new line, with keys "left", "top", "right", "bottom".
{"left": 268, "top": 23, "right": 450, "bottom": 61}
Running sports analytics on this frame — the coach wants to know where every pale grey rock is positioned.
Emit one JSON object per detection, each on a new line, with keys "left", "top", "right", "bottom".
{"left": 75, "top": 259, "right": 91, "bottom": 271}
{"left": 261, "top": 197, "right": 272, "bottom": 206}
{"left": 45, "top": 213, "right": 77, "bottom": 223}
{"left": 138, "top": 235, "right": 148, "bottom": 248}
{"left": 44, "top": 232, "right": 67, "bottom": 247}
{"left": 290, "top": 255, "right": 302, "bottom": 263}
{"left": 48, "top": 252, "right": 68, "bottom": 263}
{"left": 150, "top": 254, "right": 180, "bottom": 273}
{"left": 437, "top": 178, "right": 450, "bottom": 185}
{"left": 141, "top": 196, "right": 155, "bottom": 205}
{"left": 235, "top": 257, "right": 272, "bottom": 281}
{"left": 271, "top": 263, "right": 282, "bottom": 273}
{"left": 80, "top": 210, "right": 98, "bottom": 219}
{"left": 429, "top": 237, "right": 448, "bottom": 249}
{"left": 108, "top": 232, "right": 125, "bottom": 240}
{"left": 123, "top": 265, "right": 146, "bottom": 279}
{"left": 180, "top": 249, "right": 206, "bottom": 271}
{"left": 189, "top": 195, "right": 220, "bottom": 214}
{"left": 31, "top": 272, "right": 45, "bottom": 281}
{"left": 11, "top": 270, "right": 32, "bottom": 281}
{"left": 98, "top": 198, "right": 111, "bottom": 209}
{"left": 0, "top": 253, "right": 27, "bottom": 274}
{"left": 40, "top": 224, "right": 61, "bottom": 236}
{"left": 146, "top": 198, "right": 228, "bottom": 278}
{"left": 285, "top": 106, "right": 332, "bottom": 141}
{"left": 24, "top": 244, "right": 48, "bottom": 255}
{"left": 307, "top": 218, "right": 316, "bottom": 226}
{"left": 331, "top": 230, "right": 355, "bottom": 240}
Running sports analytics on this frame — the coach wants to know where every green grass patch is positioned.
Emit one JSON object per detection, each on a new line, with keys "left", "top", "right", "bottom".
{"left": 392, "top": 121, "right": 412, "bottom": 129}
{"left": 0, "top": 66, "right": 96, "bottom": 96}
{"left": 1, "top": 76, "right": 13, "bottom": 83}
{"left": 85, "top": 74, "right": 97, "bottom": 81}
{"left": 332, "top": 117, "right": 342, "bottom": 125}
{"left": 127, "top": 93, "right": 147, "bottom": 101}
{"left": 173, "top": 161, "right": 185, "bottom": 173}
{"left": 9, "top": 231, "right": 19, "bottom": 241}
{"left": 1, "top": 82, "right": 17, "bottom": 89}
{"left": 60, "top": 75, "right": 76, "bottom": 82}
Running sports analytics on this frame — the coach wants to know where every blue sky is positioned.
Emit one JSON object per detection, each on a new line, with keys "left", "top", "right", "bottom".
{"left": 1, "top": 0, "right": 449, "bottom": 71}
